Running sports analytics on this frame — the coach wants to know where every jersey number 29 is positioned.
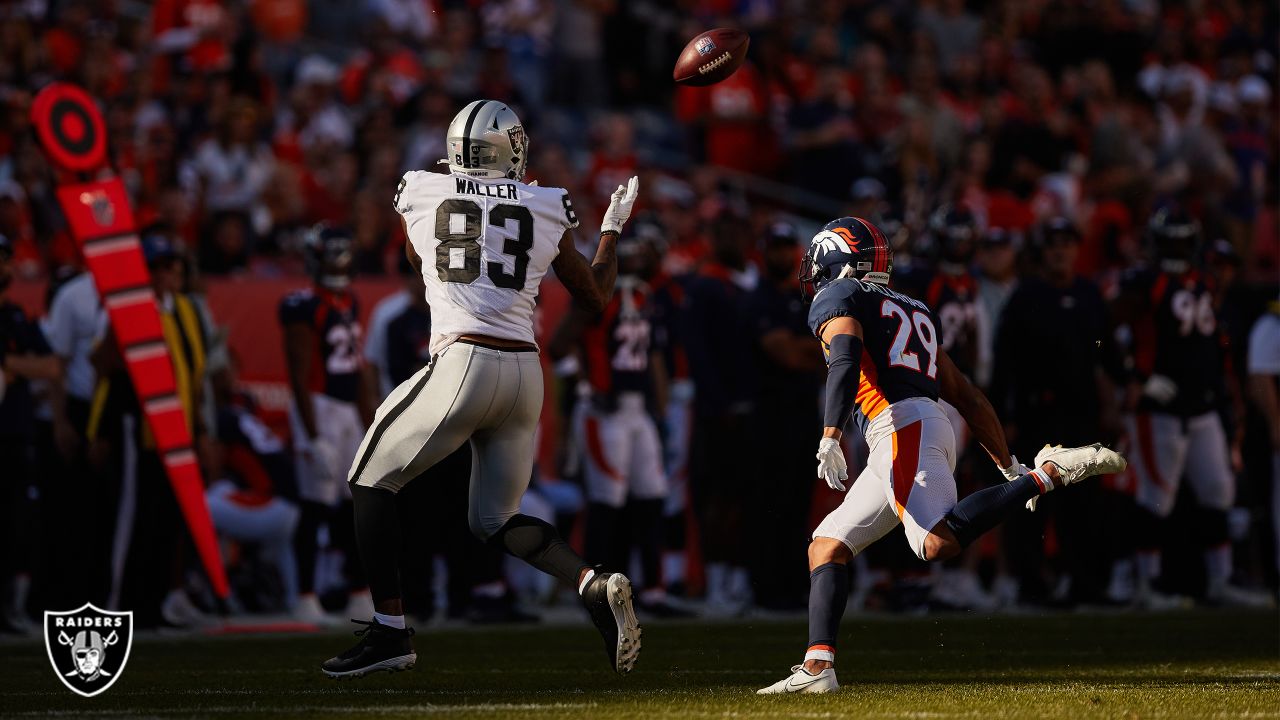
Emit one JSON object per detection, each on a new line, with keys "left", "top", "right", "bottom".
{"left": 881, "top": 299, "right": 938, "bottom": 378}
{"left": 435, "top": 199, "right": 534, "bottom": 289}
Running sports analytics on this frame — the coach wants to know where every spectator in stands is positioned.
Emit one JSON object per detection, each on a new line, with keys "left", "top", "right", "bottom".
{"left": 186, "top": 97, "right": 274, "bottom": 225}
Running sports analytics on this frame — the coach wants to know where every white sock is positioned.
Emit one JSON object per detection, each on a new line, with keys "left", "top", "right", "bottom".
{"left": 804, "top": 646, "right": 835, "bottom": 664}
{"left": 578, "top": 569, "right": 597, "bottom": 596}
{"left": 1136, "top": 551, "right": 1161, "bottom": 582}
{"left": 373, "top": 612, "right": 405, "bottom": 629}
{"left": 705, "top": 563, "right": 728, "bottom": 602}
{"left": 1204, "top": 544, "right": 1232, "bottom": 589}
{"left": 1028, "top": 467, "right": 1054, "bottom": 494}
{"left": 663, "top": 552, "right": 687, "bottom": 585}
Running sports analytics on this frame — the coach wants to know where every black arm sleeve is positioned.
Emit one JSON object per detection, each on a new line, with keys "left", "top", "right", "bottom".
{"left": 823, "top": 333, "right": 863, "bottom": 429}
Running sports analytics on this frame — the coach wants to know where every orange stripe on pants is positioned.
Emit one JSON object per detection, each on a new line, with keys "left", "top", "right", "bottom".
{"left": 584, "top": 416, "right": 622, "bottom": 482}
{"left": 891, "top": 421, "right": 922, "bottom": 518}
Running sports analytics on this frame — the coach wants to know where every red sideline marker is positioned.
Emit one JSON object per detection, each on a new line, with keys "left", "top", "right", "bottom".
{"left": 32, "top": 83, "right": 229, "bottom": 600}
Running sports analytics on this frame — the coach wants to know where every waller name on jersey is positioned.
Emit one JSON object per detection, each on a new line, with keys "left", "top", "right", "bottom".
{"left": 455, "top": 178, "right": 521, "bottom": 199}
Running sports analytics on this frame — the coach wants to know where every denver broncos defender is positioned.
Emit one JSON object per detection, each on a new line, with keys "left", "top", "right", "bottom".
{"left": 322, "top": 100, "right": 642, "bottom": 678}
{"left": 1112, "top": 208, "right": 1270, "bottom": 608}
{"left": 279, "top": 224, "right": 374, "bottom": 624}
{"left": 549, "top": 228, "right": 682, "bottom": 616}
{"left": 758, "top": 217, "right": 1126, "bottom": 694}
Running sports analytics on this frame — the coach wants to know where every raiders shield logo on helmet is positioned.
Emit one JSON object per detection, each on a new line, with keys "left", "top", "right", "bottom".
{"left": 44, "top": 603, "right": 133, "bottom": 697}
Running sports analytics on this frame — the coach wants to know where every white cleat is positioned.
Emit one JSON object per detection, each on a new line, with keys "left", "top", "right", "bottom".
{"left": 1134, "top": 586, "right": 1193, "bottom": 611}
{"left": 931, "top": 570, "right": 997, "bottom": 611}
{"left": 1034, "top": 443, "right": 1127, "bottom": 486}
{"left": 293, "top": 593, "right": 340, "bottom": 626}
{"left": 757, "top": 664, "right": 840, "bottom": 694}
{"left": 1207, "top": 583, "right": 1276, "bottom": 609}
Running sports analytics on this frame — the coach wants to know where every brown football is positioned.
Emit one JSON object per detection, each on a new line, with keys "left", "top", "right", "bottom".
{"left": 673, "top": 28, "right": 749, "bottom": 87}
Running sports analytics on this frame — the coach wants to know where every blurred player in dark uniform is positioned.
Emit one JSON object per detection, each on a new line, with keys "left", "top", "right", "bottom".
{"left": 991, "top": 217, "right": 1121, "bottom": 605}
{"left": 0, "top": 234, "right": 59, "bottom": 632}
{"left": 642, "top": 222, "right": 696, "bottom": 597}
{"left": 759, "top": 216, "right": 1124, "bottom": 694}
{"left": 550, "top": 228, "right": 682, "bottom": 616}
{"left": 742, "top": 222, "right": 824, "bottom": 610}
{"left": 280, "top": 224, "right": 375, "bottom": 623}
{"left": 684, "top": 212, "right": 756, "bottom": 612}
{"left": 1112, "top": 208, "right": 1271, "bottom": 608}
{"left": 919, "top": 206, "right": 1000, "bottom": 610}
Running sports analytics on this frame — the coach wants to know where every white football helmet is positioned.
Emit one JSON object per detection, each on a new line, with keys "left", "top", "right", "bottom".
{"left": 442, "top": 100, "right": 529, "bottom": 181}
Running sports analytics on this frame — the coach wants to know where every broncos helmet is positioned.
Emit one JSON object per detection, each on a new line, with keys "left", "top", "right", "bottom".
{"left": 799, "top": 216, "right": 893, "bottom": 302}
{"left": 442, "top": 100, "right": 529, "bottom": 181}
{"left": 1147, "top": 206, "right": 1201, "bottom": 272}
{"left": 929, "top": 204, "right": 979, "bottom": 269}
{"left": 304, "top": 223, "right": 355, "bottom": 291}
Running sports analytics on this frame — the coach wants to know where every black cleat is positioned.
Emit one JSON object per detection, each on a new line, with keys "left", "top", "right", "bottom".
{"left": 321, "top": 619, "right": 417, "bottom": 679}
{"left": 582, "top": 572, "right": 641, "bottom": 674}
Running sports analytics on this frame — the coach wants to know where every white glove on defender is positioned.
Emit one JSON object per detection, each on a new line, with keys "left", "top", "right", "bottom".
{"left": 600, "top": 176, "right": 640, "bottom": 235}
{"left": 306, "top": 437, "right": 342, "bottom": 484}
{"left": 1000, "top": 454, "right": 1039, "bottom": 511}
{"left": 816, "top": 437, "right": 848, "bottom": 492}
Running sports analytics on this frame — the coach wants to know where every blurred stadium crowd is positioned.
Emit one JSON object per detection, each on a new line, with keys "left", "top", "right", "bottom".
{"left": 0, "top": 0, "right": 1278, "bottom": 631}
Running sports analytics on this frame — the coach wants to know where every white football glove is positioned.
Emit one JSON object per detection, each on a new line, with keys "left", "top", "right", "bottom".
{"left": 816, "top": 437, "right": 848, "bottom": 492}
{"left": 1000, "top": 454, "right": 1039, "bottom": 511}
{"left": 305, "top": 437, "right": 342, "bottom": 484}
{"left": 1142, "top": 374, "right": 1178, "bottom": 405}
{"left": 600, "top": 176, "right": 639, "bottom": 235}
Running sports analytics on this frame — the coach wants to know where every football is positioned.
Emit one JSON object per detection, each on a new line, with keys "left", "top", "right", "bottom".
{"left": 673, "top": 28, "right": 749, "bottom": 86}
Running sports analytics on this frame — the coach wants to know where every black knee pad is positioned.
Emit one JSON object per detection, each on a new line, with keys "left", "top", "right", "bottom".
{"left": 489, "top": 513, "right": 585, "bottom": 585}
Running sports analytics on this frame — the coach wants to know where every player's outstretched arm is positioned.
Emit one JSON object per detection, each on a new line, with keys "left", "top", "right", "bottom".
{"left": 552, "top": 230, "right": 615, "bottom": 314}
{"left": 552, "top": 177, "right": 638, "bottom": 313}
{"left": 937, "top": 348, "right": 1013, "bottom": 470}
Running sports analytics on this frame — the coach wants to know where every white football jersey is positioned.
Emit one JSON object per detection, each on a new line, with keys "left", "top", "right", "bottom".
{"left": 395, "top": 170, "right": 579, "bottom": 354}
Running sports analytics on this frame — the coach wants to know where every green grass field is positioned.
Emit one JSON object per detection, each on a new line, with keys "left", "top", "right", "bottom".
{"left": 2, "top": 609, "right": 1278, "bottom": 718}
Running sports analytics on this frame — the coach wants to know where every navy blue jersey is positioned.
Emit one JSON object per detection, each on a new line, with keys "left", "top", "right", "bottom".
{"left": 582, "top": 283, "right": 659, "bottom": 398}
{"left": 279, "top": 288, "right": 362, "bottom": 403}
{"left": 1122, "top": 269, "right": 1224, "bottom": 416}
{"left": 647, "top": 273, "right": 690, "bottom": 382}
{"left": 923, "top": 272, "right": 982, "bottom": 379}
{"left": 744, "top": 280, "right": 821, "bottom": 406}
{"left": 385, "top": 304, "right": 432, "bottom": 387}
{"left": 808, "top": 278, "right": 942, "bottom": 433}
